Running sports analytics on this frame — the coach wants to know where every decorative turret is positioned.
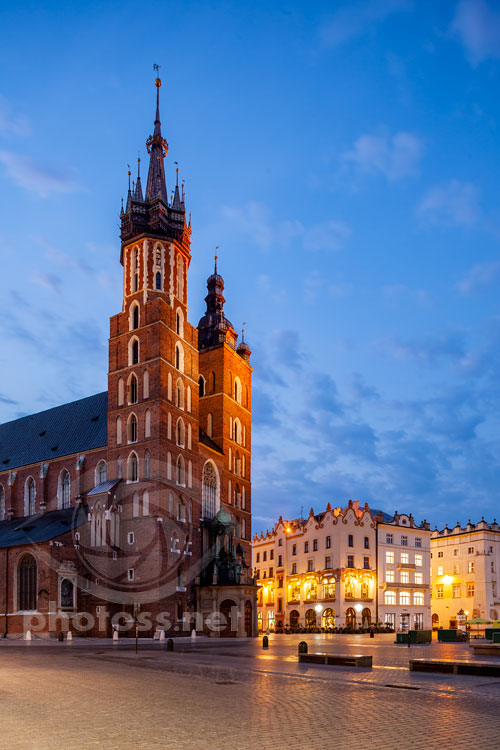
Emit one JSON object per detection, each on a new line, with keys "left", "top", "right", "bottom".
{"left": 198, "top": 255, "right": 237, "bottom": 349}
{"left": 120, "top": 71, "right": 191, "bottom": 257}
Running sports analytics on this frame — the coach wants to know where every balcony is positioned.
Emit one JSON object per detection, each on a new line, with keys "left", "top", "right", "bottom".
{"left": 398, "top": 563, "right": 416, "bottom": 570}
{"left": 321, "top": 595, "right": 336, "bottom": 602}
{"left": 382, "top": 581, "right": 428, "bottom": 590}
{"left": 288, "top": 598, "right": 300, "bottom": 604}
{"left": 265, "top": 599, "right": 275, "bottom": 606}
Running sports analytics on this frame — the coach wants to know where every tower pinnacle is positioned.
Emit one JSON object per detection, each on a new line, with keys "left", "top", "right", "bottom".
{"left": 145, "top": 73, "right": 168, "bottom": 203}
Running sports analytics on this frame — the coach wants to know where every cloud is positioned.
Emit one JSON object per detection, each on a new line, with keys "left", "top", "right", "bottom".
{"left": 458, "top": 260, "right": 500, "bottom": 295}
{"left": 382, "top": 283, "right": 435, "bottom": 308}
{"left": 417, "top": 180, "right": 480, "bottom": 227}
{"left": 270, "top": 330, "right": 305, "bottom": 372}
{"left": 304, "top": 271, "right": 353, "bottom": 304}
{"left": 451, "top": 0, "right": 500, "bottom": 66}
{"left": 0, "top": 95, "right": 30, "bottom": 135}
{"left": 307, "top": 373, "right": 344, "bottom": 416}
{"left": 342, "top": 131, "right": 424, "bottom": 181}
{"left": 385, "top": 330, "right": 466, "bottom": 366}
{"left": 319, "top": 0, "right": 412, "bottom": 48}
{"left": 252, "top": 390, "right": 281, "bottom": 428}
{"left": 0, "top": 150, "right": 79, "bottom": 197}
{"left": 348, "top": 372, "right": 380, "bottom": 401}
{"left": 222, "top": 201, "right": 350, "bottom": 254}
{"left": 31, "top": 272, "right": 62, "bottom": 293}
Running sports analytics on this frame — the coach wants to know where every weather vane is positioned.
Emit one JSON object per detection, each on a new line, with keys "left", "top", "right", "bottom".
{"left": 153, "top": 63, "right": 161, "bottom": 74}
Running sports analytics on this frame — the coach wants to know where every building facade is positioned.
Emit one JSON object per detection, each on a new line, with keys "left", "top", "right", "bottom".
{"left": 0, "top": 77, "right": 256, "bottom": 638}
{"left": 253, "top": 501, "right": 431, "bottom": 632}
{"left": 430, "top": 519, "right": 500, "bottom": 629}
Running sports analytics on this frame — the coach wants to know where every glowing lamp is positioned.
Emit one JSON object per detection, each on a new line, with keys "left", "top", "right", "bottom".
{"left": 354, "top": 603, "right": 363, "bottom": 613}
{"left": 314, "top": 604, "right": 323, "bottom": 613}
{"left": 442, "top": 575, "right": 453, "bottom": 585}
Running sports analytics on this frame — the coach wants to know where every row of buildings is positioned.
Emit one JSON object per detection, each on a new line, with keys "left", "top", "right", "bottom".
{"left": 252, "top": 503, "right": 500, "bottom": 633}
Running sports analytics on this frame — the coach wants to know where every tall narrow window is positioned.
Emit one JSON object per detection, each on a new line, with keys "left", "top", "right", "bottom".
{"left": 156, "top": 271, "right": 162, "bottom": 290}
{"left": 167, "top": 452, "right": 172, "bottom": 481}
{"left": 167, "top": 412, "right": 172, "bottom": 440}
{"left": 186, "top": 386, "right": 191, "bottom": 413}
{"left": 199, "top": 375, "right": 205, "bottom": 398}
{"left": 132, "top": 492, "right": 140, "bottom": 517}
{"left": 145, "top": 409, "right": 151, "bottom": 438}
{"left": 207, "top": 413, "right": 213, "bottom": 437}
{"left": 129, "top": 374, "right": 138, "bottom": 404}
{"left": 118, "top": 378, "right": 124, "bottom": 406}
{"left": 144, "top": 451, "right": 150, "bottom": 479}
{"left": 60, "top": 470, "right": 70, "bottom": 509}
{"left": 134, "top": 272, "right": 139, "bottom": 292}
{"left": 143, "top": 370, "right": 149, "bottom": 399}
{"left": 116, "top": 417, "right": 122, "bottom": 444}
{"left": 18, "top": 555, "right": 37, "bottom": 611}
{"left": 177, "top": 256, "right": 184, "bottom": 300}
{"left": 176, "top": 418, "right": 185, "bottom": 447}
{"left": 142, "top": 490, "right": 150, "bottom": 516}
{"left": 176, "top": 455, "right": 185, "bottom": 486}
{"left": 175, "top": 343, "right": 184, "bottom": 372}
{"left": 132, "top": 304, "right": 139, "bottom": 330}
{"left": 210, "top": 371, "right": 215, "bottom": 392}
{"left": 176, "top": 309, "right": 183, "bottom": 337}
{"left": 168, "top": 373, "right": 172, "bottom": 401}
{"left": 202, "top": 461, "right": 219, "bottom": 519}
{"left": 187, "top": 423, "right": 192, "bottom": 450}
{"left": 117, "top": 456, "right": 122, "bottom": 478}
{"left": 176, "top": 379, "right": 184, "bottom": 409}
{"left": 132, "top": 339, "right": 139, "bottom": 365}
{"left": 128, "top": 452, "right": 138, "bottom": 482}
{"left": 25, "top": 478, "right": 36, "bottom": 516}
{"left": 97, "top": 461, "right": 107, "bottom": 484}
{"left": 128, "top": 414, "right": 138, "bottom": 443}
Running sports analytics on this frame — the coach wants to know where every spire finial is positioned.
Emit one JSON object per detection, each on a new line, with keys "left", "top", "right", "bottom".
{"left": 137, "top": 157, "right": 140, "bottom": 178}
{"left": 214, "top": 247, "right": 219, "bottom": 274}
{"left": 127, "top": 166, "right": 131, "bottom": 191}
{"left": 145, "top": 65, "right": 168, "bottom": 203}
{"left": 242, "top": 322, "right": 246, "bottom": 342}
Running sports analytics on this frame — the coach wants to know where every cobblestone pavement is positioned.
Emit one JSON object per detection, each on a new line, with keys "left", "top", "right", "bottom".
{"left": 0, "top": 635, "right": 499, "bottom": 749}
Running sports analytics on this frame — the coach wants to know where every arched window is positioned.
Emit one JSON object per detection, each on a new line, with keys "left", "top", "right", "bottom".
{"left": 129, "top": 374, "right": 138, "bottom": 404}
{"left": 188, "top": 460, "right": 192, "bottom": 488}
{"left": 145, "top": 409, "right": 151, "bottom": 438}
{"left": 168, "top": 492, "right": 174, "bottom": 516}
{"left": 176, "top": 308, "right": 184, "bottom": 337}
{"left": 156, "top": 271, "right": 162, "bottom": 290}
{"left": 117, "top": 456, "right": 122, "bottom": 478}
{"left": 144, "top": 450, "right": 151, "bottom": 478}
{"left": 132, "top": 492, "right": 140, "bottom": 517}
{"left": 25, "top": 477, "right": 36, "bottom": 516}
{"left": 129, "top": 337, "right": 139, "bottom": 366}
{"left": 346, "top": 607, "right": 356, "bottom": 629}
{"left": 241, "top": 518, "right": 246, "bottom": 539}
{"left": 177, "top": 255, "right": 184, "bottom": 300}
{"left": 130, "top": 303, "right": 139, "bottom": 331}
{"left": 235, "top": 452, "right": 241, "bottom": 477}
{"left": 199, "top": 375, "right": 205, "bottom": 397}
{"left": 60, "top": 578, "right": 74, "bottom": 610}
{"left": 176, "top": 418, "right": 185, "bottom": 447}
{"left": 118, "top": 378, "right": 124, "bottom": 406}
{"left": 128, "top": 452, "right": 138, "bottom": 482}
{"left": 176, "top": 455, "right": 185, "bottom": 486}
{"left": 167, "top": 451, "right": 172, "bottom": 480}
{"left": 18, "top": 555, "right": 37, "bottom": 611}
{"left": 59, "top": 470, "right": 70, "bottom": 509}
{"left": 210, "top": 371, "right": 215, "bottom": 392}
{"left": 207, "top": 413, "right": 213, "bottom": 437}
{"left": 235, "top": 484, "right": 241, "bottom": 508}
{"left": 97, "top": 461, "right": 107, "bottom": 485}
{"left": 186, "top": 386, "right": 191, "bottom": 413}
{"left": 167, "top": 412, "right": 172, "bottom": 440}
{"left": 233, "top": 418, "right": 241, "bottom": 444}
{"left": 143, "top": 370, "right": 149, "bottom": 399}
{"left": 142, "top": 490, "right": 150, "bottom": 516}
{"left": 187, "top": 423, "right": 192, "bottom": 450}
{"left": 177, "top": 498, "right": 185, "bottom": 521}
{"left": 0, "top": 484, "right": 5, "bottom": 521}
{"left": 242, "top": 485, "right": 246, "bottom": 510}
{"left": 175, "top": 342, "right": 184, "bottom": 372}
{"left": 188, "top": 500, "right": 193, "bottom": 523}
{"left": 168, "top": 372, "right": 172, "bottom": 401}
{"left": 234, "top": 377, "right": 241, "bottom": 404}
{"left": 128, "top": 414, "right": 138, "bottom": 443}
{"left": 116, "top": 416, "right": 122, "bottom": 444}
{"left": 176, "top": 379, "right": 184, "bottom": 409}
{"left": 202, "top": 461, "right": 219, "bottom": 519}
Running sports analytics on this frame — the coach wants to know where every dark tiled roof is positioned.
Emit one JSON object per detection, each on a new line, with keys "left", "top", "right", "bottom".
{"left": 199, "top": 428, "right": 224, "bottom": 455}
{"left": 87, "top": 479, "right": 121, "bottom": 496}
{"left": 0, "top": 506, "right": 88, "bottom": 549}
{"left": 371, "top": 508, "right": 394, "bottom": 523}
{"left": 0, "top": 392, "right": 108, "bottom": 471}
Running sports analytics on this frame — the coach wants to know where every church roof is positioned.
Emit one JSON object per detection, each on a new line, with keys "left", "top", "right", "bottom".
{"left": 199, "top": 428, "right": 224, "bottom": 455}
{"left": 0, "top": 392, "right": 108, "bottom": 471}
{"left": 0, "top": 506, "right": 88, "bottom": 549}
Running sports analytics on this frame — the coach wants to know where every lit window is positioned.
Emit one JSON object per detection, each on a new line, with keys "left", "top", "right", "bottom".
{"left": 436, "top": 585, "right": 444, "bottom": 599}
{"left": 400, "top": 552, "right": 409, "bottom": 564}
{"left": 414, "top": 554, "right": 423, "bottom": 567}
{"left": 386, "top": 550, "right": 394, "bottom": 565}
{"left": 414, "top": 572, "right": 423, "bottom": 584}
{"left": 468, "top": 561, "right": 474, "bottom": 573}
{"left": 453, "top": 585, "right": 461, "bottom": 598}
{"left": 385, "top": 591, "right": 396, "bottom": 605}
{"left": 400, "top": 570, "right": 410, "bottom": 583}
{"left": 399, "top": 591, "right": 410, "bottom": 605}
{"left": 437, "top": 565, "right": 443, "bottom": 576}
{"left": 413, "top": 592, "right": 424, "bottom": 606}
{"left": 386, "top": 570, "right": 394, "bottom": 583}
{"left": 467, "top": 583, "right": 474, "bottom": 597}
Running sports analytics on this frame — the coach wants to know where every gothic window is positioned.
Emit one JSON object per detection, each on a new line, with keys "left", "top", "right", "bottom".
{"left": 176, "top": 308, "right": 184, "bottom": 337}
{"left": 233, "top": 418, "right": 241, "bottom": 444}
{"left": 188, "top": 460, "right": 192, "bottom": 488}
{"left": 142, "top": 490, "right": 150, "bottom": 515}
{"left": 130, "top": 303, "right": 139, "bottom": 331}
{"left": 167, "top": 452, "right": 172, "bottom": 480}
{"left": 60, "top": 578, "right": 74, "bottom": 610}
{"left": 176, "top": 455, "right": 185, "bottom": 486}
{"left": 118, "top": 378, "right": 124, "bottom": 406}
{"left": 143, "top": 370, "right": 149, "bottom": 399}
{"left": 177, "top": 499, "right": 185, "bottom": 522}
{"left": 168, "top": 373, "right": 172, "bottom": 401}
{"left": 133, "top": 492, "right": 140, "bottom": 516}
{"left": 210, "top": 371, "right": 215, "bottom": 392}
{"left": 176, "top": 379, "right": 184, "bottom": 409}
{"left": 117, "top": 456, "right": 122, "bottom": 478}
{"left": 241, "top": 518, "right": 246, "bottom": 539}
{"left": 177, "top": 256, "right": 184, "bottom": 300}
{"left": 134, "top": 272, "right": 139, "bottom": 292}
{"left": 145, "top": 409, "right": 151, "bottom": 438}
{"left": 207, "top": 413, "right": 213, "bottom": 437}
{"left": 0, "top": 484, "right": 4, "bottom": 520}
{"left": 128, "top": 414, "right": 138, "bottom": 443}
{"left": 168, "top": 492, "right": 174, "bottom": 516}
{"left": 156, "top": 271, "right": 162, "bottom": 290}
{"left": 175, "top": 343, "right": 184, "bottom": 372}
{"left": 235, "top": 452, "right": 241, "bottom": 477}
{"left": 129, "top": 337, "right": 139, "bottom": 366}
{"left": 18, "top": 555, "right": 37, "bottom": 611}
{"left": 188, "top": 500, "right": 193, "bottom": 523}
{"left": 202, "top": 461, "right": 219, "bottom": 520}
{"left": 97, "top": 461, "right": 107, "bottom": 484}
{"left": 186, "top": 386, "right": 191, "bottom": 413}
{"left": 116, "top": 417, "right": 122, "bottom": 444}
{"left": 199, "top": 375, "right": 205, "bottom": 397}
{"left": 129, "top": 374, "right": 138, "bottom": 404}
{"left": 187, "top": 423, "right": 192, "bottom": 450}
{"left": 25, "top": 477, "right": 36, "bottom": 516}
{"left": 128, "top": 452, "right": 138, "bottom": 482}
{"left": 234, "top": 377, "right": 242, "bottom": 404}
{"left": 59, "top": 470, "right": 70, "bottom": 509}
{"left": 176, "top": 418, "right": 185, "bottom": 447}
{"left": 167, "top": 413, "right": 172, "bottom": 440}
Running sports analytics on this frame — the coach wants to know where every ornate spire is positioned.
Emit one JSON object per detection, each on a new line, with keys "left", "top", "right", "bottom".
{"left": 172, "top": 163, "right": 182, "bottom": 209}
{"left": 134, "top": 157, "right": 144, "bottom": 202}
{"left": 125, "top": 168, "right": 132, "bottom": 212}
{"left": 145, "top": 74, "right": 168, "bottom": 203}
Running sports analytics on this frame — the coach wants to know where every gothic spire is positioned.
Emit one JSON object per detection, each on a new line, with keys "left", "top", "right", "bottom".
{"left": 134, "top": 157, "right": 144, "bottom": 202}
{"left": 145, "top": 75, "right": 168, "bottom": 203}
{"left": 172, "top": 164, "right": 182, "bottom": 209}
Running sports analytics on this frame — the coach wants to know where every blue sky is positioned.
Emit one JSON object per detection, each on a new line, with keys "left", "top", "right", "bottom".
{"left": 1, "top": 0, "right": 500, "bottom": 533}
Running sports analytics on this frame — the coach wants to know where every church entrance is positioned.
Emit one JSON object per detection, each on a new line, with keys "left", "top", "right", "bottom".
{"left": 220, "top": 599, "right": 237, "bottom": 637}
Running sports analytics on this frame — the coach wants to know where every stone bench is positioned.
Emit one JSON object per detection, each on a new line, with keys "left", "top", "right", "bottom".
{"left": 469, "top": 643, "right": 500, "bottom": 656}
{"left": 299, "top": 653, "right": 372, "bottom": 668}
{"left": 410, "top": 659, "right": 500, "bottom": 677}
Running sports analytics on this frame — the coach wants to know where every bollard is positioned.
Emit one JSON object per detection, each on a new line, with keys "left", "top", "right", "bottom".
{"left": 112, "top": 628, "right": 119, "bottom": 642}
{"left": 58, "top": 632, "right": 64, "bottom": 642}
{"left": 159, "top": 630, "right": 165, "bottom": 642}
{"left": 166, "top": 638, "right": 174, "bottom": 651}
{"left": 262, "top": 635, "right": 269, "bottom": 649}
{"left": 24, "top": 629, "right": 32, "bottom": 641}
{"left": 191, "top": 629, "right": 197, "bottom": 640}
{"left": 298, "top": 641, "right": 308, "bottom": 654}
{"left": 67, "top": 630, "right": 73, "bottom": 642}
